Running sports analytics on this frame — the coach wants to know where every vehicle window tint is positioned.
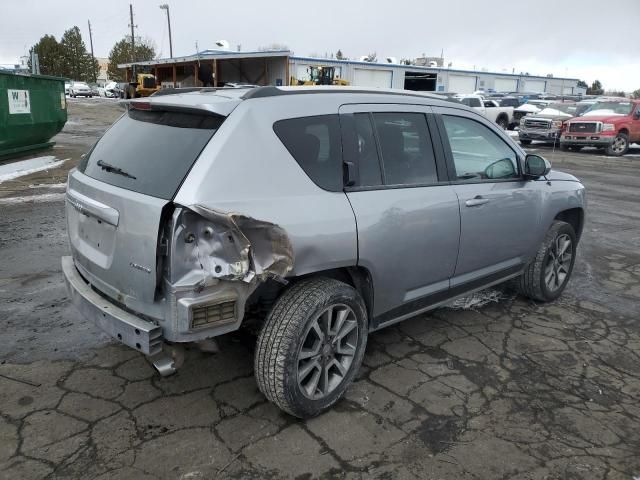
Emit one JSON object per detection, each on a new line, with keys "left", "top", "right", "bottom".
{"left": 80, "top": 109, "right": 221, "bottom": 200}
{"left": 353, "top": 113, "right": 382, "bottom": 186}
{"left": 441, "top": 115, "right": 519, "bottom": 181}
{"left": 372, "top": 112, "right": 438, "bottom": 185}
{"left": 273, "top": 115, "right": 342, "bottom": 191}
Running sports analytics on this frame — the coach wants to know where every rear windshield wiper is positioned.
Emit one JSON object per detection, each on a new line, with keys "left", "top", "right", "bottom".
{"left": 96, "top": 160, "right": 137, "bottom": 180}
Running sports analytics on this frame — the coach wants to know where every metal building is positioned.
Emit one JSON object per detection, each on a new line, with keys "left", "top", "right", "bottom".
{"left": 289, "top": 56, "right": 579, "bottom": 94}
{"left": 118, "top": 49, "right": 290, "bottom": 88}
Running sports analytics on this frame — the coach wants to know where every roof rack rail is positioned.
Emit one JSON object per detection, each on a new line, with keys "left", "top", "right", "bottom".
{"left": 241, "top": 86, "right": 461, "bottom": 103}
{"left": 151, "top": 86, "right": 255, "bottom": 97}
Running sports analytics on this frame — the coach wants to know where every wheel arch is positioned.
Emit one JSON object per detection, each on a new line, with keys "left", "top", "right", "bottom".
{"left": 247, "top": 266, "right": 375, "bottom": 325}
{"left": 618, "top": 127, "right": 629, "bottom": 136}
{"left": 554, "top": 207, "right": 585, "bottom": 242}
{"left": 298, "top": 266, "right": 374, "bottom": 321}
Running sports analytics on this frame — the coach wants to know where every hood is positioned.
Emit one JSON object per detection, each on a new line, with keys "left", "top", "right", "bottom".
{"left": 570, "top": 113, "right": 627, "bottom": 123}
{"left": 546, "top": 169, "right": 579, "bottom": 182}
{"left": 515, "top": 104, "right": 540, "bottom": 113}
{"left": 527, "top": 113, "right": 569, "bottom": 121}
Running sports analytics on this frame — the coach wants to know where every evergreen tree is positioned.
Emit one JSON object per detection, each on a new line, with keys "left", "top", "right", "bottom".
{"left": 28, "top": 34, "right": 64, "bottom": 76}
{"left": 587, "top": 80, "right": 604, "bottom": 95}
{"left": 107, "top": 38, "right": 156, "bottom": 82}
{"left": 59, "top": 26, "right": 97, "bottom": 82}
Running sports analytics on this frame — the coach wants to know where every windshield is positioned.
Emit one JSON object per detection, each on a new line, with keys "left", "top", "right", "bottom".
{"left": 538, "top": 103, "right": 577, "bottom": 116}
{"left": 79, "top": 108, "right": 223, "bottom": 199}
{"left": 583, "top": 101, "right": 633, "bottom": 116}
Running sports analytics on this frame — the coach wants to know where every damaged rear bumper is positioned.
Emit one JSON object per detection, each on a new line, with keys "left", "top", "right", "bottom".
{"left": 62, "top": 256, "right": 163, "bottom": 355}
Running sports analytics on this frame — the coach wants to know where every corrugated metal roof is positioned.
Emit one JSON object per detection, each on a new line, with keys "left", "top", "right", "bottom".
{"left": 117, "top": 50, "right": 291, "bottom": 68}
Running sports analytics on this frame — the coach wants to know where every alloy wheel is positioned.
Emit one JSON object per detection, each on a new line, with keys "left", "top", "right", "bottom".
{"left": 297, "top": 304, "right": 359, "bottom": 400}
{"left": 612, "top": 136, "right": 627, "bottom": 154}
{"left": 544, "top": 233, "right": 573, "bottom": 292}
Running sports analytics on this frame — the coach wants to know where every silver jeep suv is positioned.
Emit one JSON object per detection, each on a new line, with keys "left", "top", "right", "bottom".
{"left": 62, "top": 86, "right": 586, "bottom": 418}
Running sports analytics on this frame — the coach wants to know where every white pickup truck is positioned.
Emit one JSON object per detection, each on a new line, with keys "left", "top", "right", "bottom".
{"left": 457, "top": 94, "right": 514, "bottom": 129}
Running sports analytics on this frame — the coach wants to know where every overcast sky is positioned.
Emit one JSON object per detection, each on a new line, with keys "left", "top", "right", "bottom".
{"left": 1, "top": 0, "right": 638, "bottom": 90}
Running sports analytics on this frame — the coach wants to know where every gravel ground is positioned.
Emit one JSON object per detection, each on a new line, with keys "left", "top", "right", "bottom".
{"left": 0, "top": 98, "right": 639, "bottom": 479}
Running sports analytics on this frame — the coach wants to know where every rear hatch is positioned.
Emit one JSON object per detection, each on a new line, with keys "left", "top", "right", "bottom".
{"left": 66, "top": 101, "right": 227, "bottom": 311}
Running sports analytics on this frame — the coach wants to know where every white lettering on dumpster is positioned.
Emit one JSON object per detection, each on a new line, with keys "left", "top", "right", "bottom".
{"left": 8, "top": 89, "right": 31, "bottom": 114}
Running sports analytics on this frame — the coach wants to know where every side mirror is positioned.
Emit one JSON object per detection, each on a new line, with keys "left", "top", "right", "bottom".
{"left": 524, "top": 154, "right": 551, "bottom": 179}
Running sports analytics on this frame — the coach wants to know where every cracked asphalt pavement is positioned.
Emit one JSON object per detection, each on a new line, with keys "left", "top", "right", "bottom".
{"left": 1, "top": 99, "right": 639, "bottom": 479}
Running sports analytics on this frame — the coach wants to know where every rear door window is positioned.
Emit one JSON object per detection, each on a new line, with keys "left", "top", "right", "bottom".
{"left": 80, "top": 108, "right": 222, "bottom": 199}
{"left": 372, "top": 112, "right": 438, "bottom": 185}
{"left": 353, "top": 113, "right": 382, "bottom": 187}
{"left": 273, "top": 115, "right": 342, "bottom": 191}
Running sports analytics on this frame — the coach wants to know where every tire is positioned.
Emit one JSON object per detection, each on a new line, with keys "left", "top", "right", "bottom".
{"left": 512, "top": 220, "right": 577, "bottom": 302}
{"left": 569, "top": 146, "right": 583, "bottom": 152}
{"left": 605, "top": 132, "right": 629, "bottom": 157}
{"left": 255, "top": 277, "right": 368, "bottom": 418}
{"left": 496, "top": 116, "right": 508, "bottom": 130}
{"left": 519, "top": 139, "right": 532, "bottom": 146}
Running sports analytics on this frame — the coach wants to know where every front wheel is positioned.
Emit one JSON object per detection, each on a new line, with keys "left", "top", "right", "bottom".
{"left": 512, "top": 221, "right": 577, "bottom": 302}
{"left": 255, "top": 277, "right": 368, "bottom": 418}
{"left": 519, "top": 139, "right": 532, "bottom": 146}
{"left": 605, "top": 132, "right": 629, "bottom": 157}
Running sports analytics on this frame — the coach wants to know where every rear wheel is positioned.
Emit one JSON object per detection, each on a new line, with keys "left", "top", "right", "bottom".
{"left": 569, "top": 146, "right": 583, "bottom": 152}
{"left": 520, "top": 139, "right": 532, "bottom": 146}
{"left": 496, "top": 116, "right": 508, "bottom": 130}
{"left": 512, "top": 221, "right": 576, "bottom": 302}
{"left": 605, "top": 132, "right": 629, "bottom": 157}
{"left": 255, "top": 277, "right": 368, "bottom": 418}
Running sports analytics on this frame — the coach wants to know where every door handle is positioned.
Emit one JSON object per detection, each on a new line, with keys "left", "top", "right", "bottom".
{"left": 465, "top": 196, "right": 490, "bottom": 207}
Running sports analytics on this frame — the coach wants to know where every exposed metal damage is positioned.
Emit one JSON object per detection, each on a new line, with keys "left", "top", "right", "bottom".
{"left": 149, "top": 205, "right": 294, "bottom": 375}
{"left": 169, "top": 205, "right": 294, "bottom": 287}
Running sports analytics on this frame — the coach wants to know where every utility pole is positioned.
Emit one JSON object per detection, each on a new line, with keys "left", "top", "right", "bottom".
{"left": 159, "top": 4, "right": 173, "bottom": 58}
{"left": 129, "top": 4, "right": 137, "bottom": 80}
{"left": 87, "top": 19, "right": 96, "bottom": 83}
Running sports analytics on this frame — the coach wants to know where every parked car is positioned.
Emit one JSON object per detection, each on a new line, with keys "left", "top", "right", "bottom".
{"left": 69, "top": 81, "right": 93, "bottom": 98}
{"left": 561, "top": 99, "right": 640, "bottom": 156}
{"left": 98, "top": 81, "right": 119, "bottom": 98}
{"left": 62, "top": 86, "right": 586, "bottom": 418}
{"left": 113, "top": 82, "right": 129, "bottom": 98}
{"left": 519, "top": 102, "right": 578, "bottom": 146}
{"left": 457, "top": 94, "right": 514, "bottom": 129}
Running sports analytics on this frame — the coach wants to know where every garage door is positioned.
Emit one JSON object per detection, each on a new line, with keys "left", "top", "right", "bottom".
{"left": 353, "top": 68, "right": 392, "bottom": 88}
{"left": 524, "top": 79, "right": 546, "bottom": 93}
{"left": 448, "top": 75, "right": 476, "bottom": 93}
{"left": 563, "top": 86, "right": 573, "bottom": 95}
{"left": 494, "top": 78, "right": 518, "bottom": 92}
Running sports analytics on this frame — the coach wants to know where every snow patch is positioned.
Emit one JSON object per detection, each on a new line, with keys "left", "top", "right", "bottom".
{"left": 0, "top": 156, "right": 67, "bottom": 183}
{"left": 447, "top": 289, "right": 505, "bottom": 310}
{"left": 0, "top": 193, "right": 66, "bottom": 205}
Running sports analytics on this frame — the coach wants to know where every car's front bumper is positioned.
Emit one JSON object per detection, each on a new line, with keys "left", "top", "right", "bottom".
{"left": 61, "top": 256, "right": 163, "bottom": 355}
{"left": 560, "top": 134, "right": 615, "bottom": 146}
{"left": 519, "top": 128, "right": 561, "bottom": 142}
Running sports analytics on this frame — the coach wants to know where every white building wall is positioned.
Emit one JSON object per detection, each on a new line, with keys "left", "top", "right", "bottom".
{"left": 288, "top": 57, "right": 579, "bottom": 95}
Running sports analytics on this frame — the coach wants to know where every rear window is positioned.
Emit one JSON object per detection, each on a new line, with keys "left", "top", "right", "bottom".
{"left": 79, "top": 109, "right": 222, "bottom": 199}
{"left": 273, "top": 115, "right": 343, "bottom": 191}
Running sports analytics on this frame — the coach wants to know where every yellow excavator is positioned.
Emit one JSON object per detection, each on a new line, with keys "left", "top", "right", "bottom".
{"left": 291, "top": 66, "right": 349, "bottom": 86}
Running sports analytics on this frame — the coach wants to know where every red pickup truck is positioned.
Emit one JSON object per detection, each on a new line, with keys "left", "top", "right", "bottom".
{"left": 560, "top": 99, "right": 640, "bottom": 156}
